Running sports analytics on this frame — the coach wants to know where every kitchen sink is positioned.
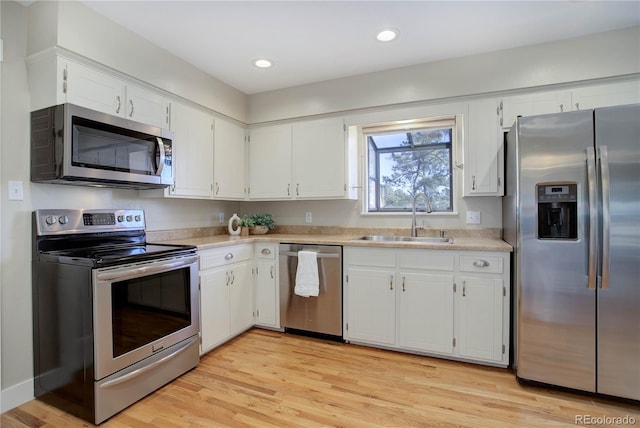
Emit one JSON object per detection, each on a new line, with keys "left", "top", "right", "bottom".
{"left": 354, "top": 235, "right": 454, "bottom": 244}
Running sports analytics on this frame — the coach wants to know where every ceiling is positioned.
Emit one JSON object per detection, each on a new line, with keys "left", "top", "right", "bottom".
{"left": 78, "top": 1, "right": 640, "bottom": 95}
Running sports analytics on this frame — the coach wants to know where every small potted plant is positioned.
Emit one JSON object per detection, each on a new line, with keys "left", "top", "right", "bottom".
{"left": 239, "top": 213, "right": 275, "bottom": 235}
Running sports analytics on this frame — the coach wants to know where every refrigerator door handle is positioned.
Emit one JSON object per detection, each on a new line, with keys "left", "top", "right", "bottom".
{"left": 586, "top": 147, "right": 598, "bottom": 290}
{"left": 599, "top": 146, "right": 611, "bottom": 290}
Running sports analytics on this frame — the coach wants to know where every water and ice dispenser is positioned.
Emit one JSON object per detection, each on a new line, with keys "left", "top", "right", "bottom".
{"left": 536, "top": 183, "right": 577, "bottom": 240}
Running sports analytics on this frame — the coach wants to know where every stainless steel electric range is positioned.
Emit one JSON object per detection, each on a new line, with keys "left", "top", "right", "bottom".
{"left": 32, "top": 209, "right": 200, "bottom": 424}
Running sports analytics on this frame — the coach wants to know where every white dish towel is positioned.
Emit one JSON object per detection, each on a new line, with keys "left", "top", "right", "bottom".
{"left": 294, "top": 251, "right": 319, "bottom": 297}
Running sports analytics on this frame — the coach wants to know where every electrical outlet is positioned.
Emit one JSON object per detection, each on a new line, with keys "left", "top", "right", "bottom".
{"left": 218, "top": 212, "right": 225, "bottom": 223}
{"left": 305, "top": 212, "right": 312, "bottom": 223}
{"left": 466, "top": 211, "right": 481, "bottom": 225}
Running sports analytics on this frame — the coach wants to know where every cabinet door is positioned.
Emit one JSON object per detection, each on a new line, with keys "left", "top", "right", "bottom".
{"left": 292, "top": 117, "right": 346, "bottom": 198}
{"left": 571, "top": 80, "right": 640, "bottom": 111}
{"left": 456, "top": 276, "right": 504, "bottom": 363}
{"left": 229, "top": 261, "right": 255, "bottom": 336}
{"left": 65, "top": 61, "right": 125, "bottom": 116}
{"left": 169, "top": 102, "right": 214, "bottom": 198}
{"left": 248, "top": 124, "right": 292, "bottom": 199}
{"left": 125, "top": 85, "right": 169, "bottom": 128}
{"left": 345, "top": 268, "right": 396, "bottom": 345}
{"left": 501, "top": 89, "right": 572, "bottom": 129}
{"left": 200, "top": 267, "right": 230, "bottom": 353}
{"left": 465, "top": 99, "right": 503, "bottom": 196}
{"left": 214, "top": 119, "right": 246, "bottom": 200}
{"left": 255, "top": 259, "right": 278, "bottom": 327}
{"left": 398, "top": 272, "right": 454, "bottom": 355}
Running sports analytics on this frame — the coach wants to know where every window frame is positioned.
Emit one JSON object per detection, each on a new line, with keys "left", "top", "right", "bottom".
{"left": 360, "top": 115, "right": 461, "bottom": 216}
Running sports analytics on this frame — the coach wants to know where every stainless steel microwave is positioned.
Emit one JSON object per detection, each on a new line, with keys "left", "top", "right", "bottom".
{"left": 31, "top": 103, "right": 173, "bottom": 189}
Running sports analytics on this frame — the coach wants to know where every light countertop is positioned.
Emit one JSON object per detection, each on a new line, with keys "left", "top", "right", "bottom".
{"left": 156, "top": 233, "right": 512, "bottom": 252}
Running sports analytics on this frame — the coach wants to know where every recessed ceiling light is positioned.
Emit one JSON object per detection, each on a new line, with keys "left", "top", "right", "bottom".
{"left": 376, "top": 28, "right": 399, "bottom": 42}
{"left": 252, "top": 58, "right": 273, "bottom": 69}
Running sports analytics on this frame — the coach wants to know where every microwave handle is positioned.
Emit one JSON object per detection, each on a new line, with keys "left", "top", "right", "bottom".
{"left": 156, "top": 137, "right": 166, "bottom": 176}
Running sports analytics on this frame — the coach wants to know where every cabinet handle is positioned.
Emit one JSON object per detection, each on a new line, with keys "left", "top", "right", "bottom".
{"left": 296, "top": 184, "right": 300, "bottom": 196}
{"left": 389, "top": 275, "right": 394, "bottom": 291}
{"left": 560, "top": 103, "right": 564, "bottom": 112}
{"left": 231, "top": 270, "right": 235, "bottom": 285}
{"left": 224, "top": 253, "right": 234, "bottom": 261}
{"left": 225, "top": 271, "right": 230, "bottom": 286}
{"left": 402, "top": 276, "right": 406, "bottom": 292}
{"left": 261, "top": 248, "right": 271, "bottom": 255}
{"left": 472, "top": 175, "right": 476, "bottom": 191}
{"left": 575, "top": 102, "right": 580, "bottom": 111}
{"left": 129, "top": 100, "right": 134, "bottom": 117}
{"left": 462, "top": 281, "right": 466, "bottom": 297}
{"left": 472, "top": 260, "right": 490, "bottom": 268}
{"left": 215, "top": 182, "right": 219, "bottom": 195}
{"left": 270, "top": 265, "right": 274, "bottom": 279}
{"left": 287, "top": 184, "right": 290, "bottom": 196}
{"left": 116, "top": 96, "right": 121, "bottom": 114}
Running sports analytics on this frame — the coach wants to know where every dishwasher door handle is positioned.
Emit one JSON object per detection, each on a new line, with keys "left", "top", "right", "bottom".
{"left": 280, "top": 251, "right": 340, "bottom": 259}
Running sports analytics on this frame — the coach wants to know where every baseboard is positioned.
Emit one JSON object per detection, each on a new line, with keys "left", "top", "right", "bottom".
{"left": 1, "top": 378, "right": 34, "bottom": 413}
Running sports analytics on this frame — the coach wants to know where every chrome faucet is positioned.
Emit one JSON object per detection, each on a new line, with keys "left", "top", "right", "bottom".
{"left": 411, "top": 193, "right": 433, "bottom": 237}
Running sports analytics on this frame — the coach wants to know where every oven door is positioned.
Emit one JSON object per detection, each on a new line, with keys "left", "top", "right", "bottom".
{"left": 93, "top": 254, "right": 199, "bottom": 380}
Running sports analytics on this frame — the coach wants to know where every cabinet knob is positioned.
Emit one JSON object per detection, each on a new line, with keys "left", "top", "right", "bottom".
{"left": 224, "top": 253, "right": 234, "bottom": 261}
{"left": 261, "top": 248, "right": 271, "bottom": 255}
{"left": 473, "top": 260, "right": 490, "bottom": 268}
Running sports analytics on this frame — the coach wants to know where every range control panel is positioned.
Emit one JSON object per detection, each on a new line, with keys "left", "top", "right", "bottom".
{"left": 35, "top": 209, "right": 145, "bottom": 235}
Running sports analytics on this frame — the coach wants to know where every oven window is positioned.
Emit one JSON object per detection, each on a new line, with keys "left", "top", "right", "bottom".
{"left": 111, "top": 267, "right": 191, "bottom": 358}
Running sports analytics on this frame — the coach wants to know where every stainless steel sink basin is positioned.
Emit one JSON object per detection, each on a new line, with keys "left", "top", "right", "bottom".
{"left": 354, "top": 235, "right": 453, "bottom": 244}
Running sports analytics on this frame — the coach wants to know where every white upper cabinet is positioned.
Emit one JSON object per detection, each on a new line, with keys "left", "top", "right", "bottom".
{"left": 168, "top": 102, "right": 214, "bottom": 199}
{"left": 213, "top": 119, "right": 246, "bottom": 200}
{"left": 464, "top": 99, "right": 503, "bottom": 197}
{"left": 501, "top": 80, "right": 640, "bottom": 129}
{"left": 248, "top": 124, "right": 293, "bottom": 199}
{"left": 571, "top": 80, "right": 640, "bottom": 111}
{"left": 292, "top": 117, "right": 347, "bottom": 199}
{"left": 501, "top": 89, "right": 572, "bottom": 129}
{"left": 248, "top": 117, "right": 355, "bottom": 201}
{"left": 28, "top": 54, "right": 169, "bottom": 129}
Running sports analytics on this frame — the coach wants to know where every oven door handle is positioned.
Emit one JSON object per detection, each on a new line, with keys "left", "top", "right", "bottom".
{"left": 95, "top": 255, "right": 198, "bottom": 281}
{"left": 98, "top": 336, "right": 198, "bottom": 389}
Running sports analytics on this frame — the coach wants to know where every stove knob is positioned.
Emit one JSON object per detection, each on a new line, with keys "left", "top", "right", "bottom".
{"left": 135, "top": 215, "right": 141, "bottom": 222}
{"left": 58, "top": 215, "right": 69, "bottom": 225}
{"left": 126, "top": 215, "right": 133, "bottom": 222}
{"left": 117, "top": 215, "right": 125, "bottom": 223}
{"left": 45, "top": 215, "right": 57, "bottom": 225}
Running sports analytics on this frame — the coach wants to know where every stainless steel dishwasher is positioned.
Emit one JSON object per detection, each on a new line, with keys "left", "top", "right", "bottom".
{"left": 279, "top": 244, "right": 342, "bottom": 339}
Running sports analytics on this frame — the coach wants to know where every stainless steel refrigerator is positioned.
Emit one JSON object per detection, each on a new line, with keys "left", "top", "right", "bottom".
{"left": 503, "top": 104, "right": 639, "bottom": 400}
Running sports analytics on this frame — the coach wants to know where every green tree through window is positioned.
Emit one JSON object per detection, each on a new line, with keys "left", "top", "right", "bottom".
{"left": 367, "top": 124, "right": 453, "bottom": 212}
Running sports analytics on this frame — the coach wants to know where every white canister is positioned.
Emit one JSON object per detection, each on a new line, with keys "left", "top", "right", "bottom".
{"left": 228, "top": 213, "right": 241, "bottom": 235}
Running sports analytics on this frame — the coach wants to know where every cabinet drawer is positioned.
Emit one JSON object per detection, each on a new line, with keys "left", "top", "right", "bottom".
{"left": 459, "top": 254, "right": 504, "bottom": 274}
{"left": 256, "top": 244, "right": 276, "bottom": 259}
{"left": 346, "top": 248, "right": 395, "bottom": 267}
{"left": 200, "top": 244, "right": 253, "bottom": 270}
{"left": 398, "top": 251, "right": 454, "bottom": 271}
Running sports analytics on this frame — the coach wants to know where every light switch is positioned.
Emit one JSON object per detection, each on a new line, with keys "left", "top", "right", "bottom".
{"left": 218, "top": 212, "right": 225, "bottom": 223}
{"left": 305, "top": 212, "right": 312, "bottom": 223}
{"left": 8, "top": 180, "right": 24, "bottom": 201}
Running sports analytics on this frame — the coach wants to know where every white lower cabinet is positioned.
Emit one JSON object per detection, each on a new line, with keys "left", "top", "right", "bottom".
{"left": 344, "top": 247, "right": 510, "bottom": 367}
{"left": 254, "top": 243, "right": 280, "bottom": 328}
{"left": 199, "top": 244, "right": 254, "bottom": 354}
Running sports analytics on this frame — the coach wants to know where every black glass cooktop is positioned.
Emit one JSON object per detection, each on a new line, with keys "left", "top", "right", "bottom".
{"left": 48, "top": 243, "right": 196, "bottom": 267}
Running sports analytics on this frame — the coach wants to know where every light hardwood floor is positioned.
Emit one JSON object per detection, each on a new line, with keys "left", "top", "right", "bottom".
{"left": 2, "top": 329, "right": 638, "bottom": 427}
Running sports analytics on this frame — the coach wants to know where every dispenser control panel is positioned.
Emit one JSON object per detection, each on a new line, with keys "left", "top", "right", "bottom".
{"left": 536, "top": 183, "right": 578, "bottom": 240}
